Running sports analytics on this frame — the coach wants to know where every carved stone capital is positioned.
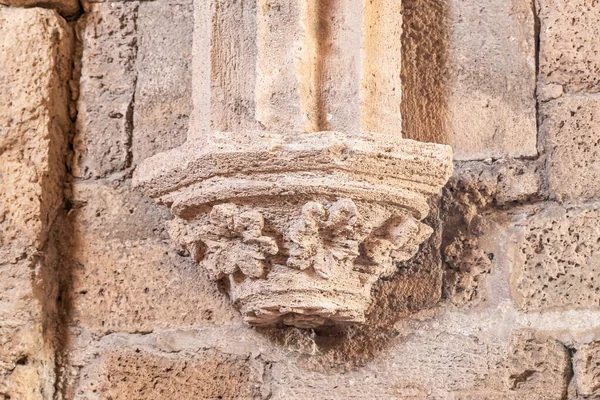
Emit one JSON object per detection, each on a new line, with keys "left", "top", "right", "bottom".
{"left": 133, "top": 131, "right": 453, "bottom": 328}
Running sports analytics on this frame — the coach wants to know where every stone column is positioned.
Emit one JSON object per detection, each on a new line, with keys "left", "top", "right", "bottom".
{"left": 134, "top": 0, "right": 453, "bottom": 328}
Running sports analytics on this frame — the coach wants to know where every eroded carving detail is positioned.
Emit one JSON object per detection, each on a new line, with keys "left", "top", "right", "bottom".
{"left": 364, "top": 217, "right": 434, "bottom": 277}
{"left": 287, "top": 199, "right": 360, "bottom": 279}
{"left": 172, "top": 204, "right": 278, "bottom": 280}
{"left": 134, "top": 130, "right": 454, "bottom": 328}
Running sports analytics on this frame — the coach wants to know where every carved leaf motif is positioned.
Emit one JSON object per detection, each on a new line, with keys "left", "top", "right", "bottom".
{"left": 364, "top": 217, "right": 433, "bottom": 277}
{"left": 197, "top": 204, "right": 278, "bottom": 280}
{"left": 287, "top": 199, "right": 360, "bottom": 279}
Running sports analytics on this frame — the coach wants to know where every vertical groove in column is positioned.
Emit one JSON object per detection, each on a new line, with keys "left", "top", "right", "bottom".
{"left": 298, "top": 0, "right": 363, "bottom": 133}
{"left": 190, "top": 0, "right": 213, "bottom": 138}
{"left": 256, "top": 0, "right": 303, "bottom": 131}
{"left": 361, "top": 0, "right": 403, "bottom": 136}
{"left": 211, "top": 0, "right": 259, "bottom": 132}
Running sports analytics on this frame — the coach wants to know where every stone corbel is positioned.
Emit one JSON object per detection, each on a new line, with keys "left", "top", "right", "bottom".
{"left": 133, "top": 130, "right": 452, "bottom": 328}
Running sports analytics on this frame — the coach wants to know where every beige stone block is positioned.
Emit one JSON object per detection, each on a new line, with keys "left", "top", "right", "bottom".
{"left": 72, "top": 2, "right": 138, "bottom": 178}
{"left": 504, "top": 331, "right": 570, "bottom": 397}
{"left": 0, "top": 5, "right": 72, "bottom": 255}
{"left": 132, "top": 0, "right": 192, "bottom": 164}
{"left": 541, "top": 95, "right": 600, "bottom": 201}
{"left": 538, "top": 0, "right": 600, "bottom": 94}
{"left": 449, "top": 331, "right": 570, "bottom": 399}
{"left": 511, "top": 202, "right": 600, "bottom": 311}
{"left": 452, "top": 159, "right": 542, "bottom": 207}
{"left": 446, "top": 0, "right": 537, "bottom": 160}
{"left": 573, "top": 342, "right": 600, "bottom": 397}
{"left": 0, "top": 0, "right": 79, "bottom": 18}
{"left": 270, "top": 330, "right": 565, "bottom": 399}
{"left": 73, "top": 348, "right": 264, "bottom": 399}
{"left": 0, "top": 6, "right": 72, "bottom": 398}
{"left": 67, "top": 182, "right": 239, "bottom": 333}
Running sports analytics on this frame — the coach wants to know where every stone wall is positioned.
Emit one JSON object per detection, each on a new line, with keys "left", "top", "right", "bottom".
{"left": 1, "top": 0, "right": 599, "bottom": 399}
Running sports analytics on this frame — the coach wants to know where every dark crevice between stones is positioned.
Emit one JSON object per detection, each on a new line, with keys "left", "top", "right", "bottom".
{"left": 53, "top": 9, "right": 86, "bottom": 400}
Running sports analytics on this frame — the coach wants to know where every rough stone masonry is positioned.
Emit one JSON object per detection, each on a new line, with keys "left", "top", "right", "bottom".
{"left": 1, "top": 0, "right": 600, "bottom": 399}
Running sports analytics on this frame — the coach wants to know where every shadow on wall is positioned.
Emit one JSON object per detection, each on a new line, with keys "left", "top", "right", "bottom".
{"left": 401, "top": 0, "right": 449, "bottom": 145}
{"left": 257, "top": 201, "right": 444, "bottom": 372}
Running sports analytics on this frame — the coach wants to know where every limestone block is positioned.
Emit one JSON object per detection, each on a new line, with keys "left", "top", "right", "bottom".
{"left": 267, "top": 328, "right": 573, "bottom": 399}
{"left": 75, "top": 349, "right": 264, "bottom": 399}
{"left": 449, "top": 332, "right": 570, "bottom": 399}
{"left": 452, "top": 160, "right": 542, "bottom": 206}
{"left": 541, "top": 95, "right": 600, "bottom": 201}
{"left": 0, "top": 6, "right": 72, "bottom": 399}
{"left": 67, "top": 182, "right": 239, "bottom": 333}
{"left": 0, "top": 5, "right": 72, "bottom": 255}
{"left": 72, "top": 2, "right": 138, "bottom": 179}
{"left": 132, "top": 0, "right": 192, "bottom": 164}
{"left": 504, "top": 331, "right": 570, "bottom": 397}
{"left": 573, "top": 342, "right": 600, "bottom": 398}
{"left": 511, "top": 202, "right": 600, "bottom": 311}
{"left": 446, "top": 0, "right": 537, "bottom": 160}
{"left": 0, "top": 0, "right": 79, "bottom": 19}
{"left": 538, "top": 0, "right": 600, "bottom": 94}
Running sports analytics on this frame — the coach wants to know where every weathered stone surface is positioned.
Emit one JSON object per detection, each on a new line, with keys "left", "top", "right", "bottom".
{"left": 72, "top": 2, "right": 138, "bottom": 179}
{"left": 452, "top": 160, "right": 543, "bottom": 206}
{"left": 66, "top": 181, "right": 239, "bottom": 333}
{"left": 132, "top": 0, "right": 192, "bottom": 164}
{"left": 572, "top": 342, "right": 600, "bottom": 398}
{"left": 446, "top": 0, "right": 537, "bottom": 160}
{"left": 538, "top": 0, "right": 600, "bottom": 94}
{"left": 541, "top": 95, "right": 600, "bottom": 201}
{"left": 0, "top": 6, "right": 72, "bottom": 256}
{"left": 504, "top": 331, "right": 570, "bottom": 397}
{"left": 0, "top": 0, "right": 79, "bottom": 19}
{"left": 360, "top": 0, "right": 403, "bottom": 135}
{"left": 74, "top": 349, "right": 264, "bottom": 399}
{"left": 403, "top": 0, "right": 537, "bottom": 157}
{"left": 400, "top": 0, "right": 448, "bottom": 144}
{"left": 449, "top": 331, "right": 570, "bottom": 399}
{"left": 134, "top": 131, "right": 453, "bottom": 327}
{"left": 511, "top": 202, "right": 600, "bottom": 311}
{"left": 0, "top": 6, "right": 72, "bottom": 398}
{"left": 269, "top": 329, "right": 572, "bottom": 399}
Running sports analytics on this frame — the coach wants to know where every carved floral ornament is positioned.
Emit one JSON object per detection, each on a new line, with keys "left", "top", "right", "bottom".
{"left": 134, "top": 131, "right": 453, "bottom": 328}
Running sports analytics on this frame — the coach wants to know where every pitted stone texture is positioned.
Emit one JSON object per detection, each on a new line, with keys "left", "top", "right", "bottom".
{"left": 504, "top": 331, "right": 570, "bottom": 397}
{"left": 446, "top": 0, "right": 537, "bottom": 160}
{"left": 512, "top": 202, "right": 600, "bottom": 311}
{"left": 0, "top": 7, "right": 72, "bottom": 398}
{"left": 72, "top": 2, "right": 138, "bottom": 179}
{"left": 451, "top": 331, "right": 570, "bottom": 399}
{"left": 76, "top": 349, "right": 264, "bottom": 399}
{"left": 0, "top": 6, "right": 72, "bottom": 257}
{"left": 66, "top": 182, "right": 239, "bottom": 333}
{"left": 573, "top": 342, "right": 600, "bottom": 398}
{"left": 132, "top": 0, "right": 192, "bottom": 164}
{"left": 538, "top": 0, "right": 600, "bottom": 94}
{"left": 541, "top": 95, "right": 600, "bottom": 201}
{"left": 452, "top": 160, "right": 543, "bottom": 206}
